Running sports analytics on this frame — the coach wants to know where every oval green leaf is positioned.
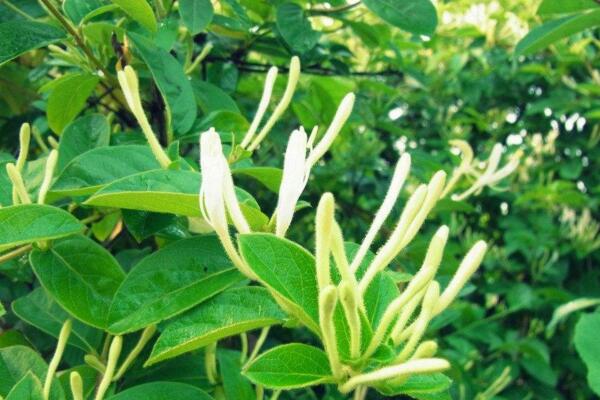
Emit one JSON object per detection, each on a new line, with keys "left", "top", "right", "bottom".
{"left": 363, "top": 0, "right": 437, "bottom": 35}
{"left": 47, "top": 73, "right": 100, "bottom": 134}
{"left": 30, "top": 235, "right": 125, "bottom": 329}
{"left": 12, "top": 288, "right": 102, "bottom": 353}
{"left": 57, "top": 114, "right": 110, "bottom": 172}
{"left": 238, "top": 233, "right": 320, "bottom": 333}
{"left": 111, "top": 0, "right": 157, "bottom": 32}
{"left": 147, "top": 286, "right": 285, "bottom": 366}
{"left": 575, "top": 312, "right": 600, "bottom": 395}
{"left": 276, "top": 3, "right": 320, "bottom": 54}
{"left": 107, "top": 382, "right": 213, "bottom": 400}
{"left": 515, "top": 9, "right": 600, "bottom": 56}
{"left": 0, "top": 21, "right": 65, "bottom": 65}
{"left": 51, "top": 145, "right": 161, "bottom": 197}
{"left": 5, "top": 372, "right": 44, "bottom": 400}
{"left": 0, "top": 346, "right": 64, "bottom": 399}
{"left": 244, "top": 343, "right": 333, "bottom": 389}
{"left": 179, "top": 0, "right": 214, "bottom": 34}
{"left": 128, "top": 32, "right": 197, "bottom": 136}
{"left": 0, "top": 204, "right": 83, "bottom": 249}
{"left": 108, "top": 235, "right": 244, "bottom": 334}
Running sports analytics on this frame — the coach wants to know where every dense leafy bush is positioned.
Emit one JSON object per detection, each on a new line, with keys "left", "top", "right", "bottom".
{"left": 0, "top": 0, "right": 599, "bottom": 399}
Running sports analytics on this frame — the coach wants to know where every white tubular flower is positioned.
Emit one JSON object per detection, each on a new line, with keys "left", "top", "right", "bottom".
{"left": 241, "top": 66, "right": 278, "bottom": 148}
{"left": 37, "top": 149, "right": 58, "bottom": 205}
{"left": 339, "top": 358, "right": 450, "bottom": 393}
{"left": 350, "top": 153, "right": 411, "bottom": 272}
{"left": 319, "top": 285, "right": 343, "bottom": 379}
{"left": 315, "top": 193, "right": 335, "bottom": 290}
{"left": 365, "top": 226, "right": 449, "bottom": 358}
{"left": 117, "top": 65, "right": 171, "bottom": 168}
{"left": 305, "top": 93, "right": 356, "bottom": 170}
{"left": 441, "top": 140, "right": 473, "bottom": 198}
{"left": 199, "top": 129, "right": 254, "bottom": 278}
{"left": 247, "top": 57, "right": 301, "bottom": 151}
{"left": 357, "top": 184, "right": 428, "bottom": 293}
{"left": 395, "top": 281, "right": 440, "bottom": 362}
{"left": 433, "top": 240, "right": 487, "bottom": 316}
{"left": 452, "top": 143, "right": 521, "bottom": 201}
{"left": 275, "top": 128, "right": 308, "bottom": 237}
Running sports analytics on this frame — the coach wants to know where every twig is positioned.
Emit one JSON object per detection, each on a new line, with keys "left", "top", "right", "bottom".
{"left": 0, "top": 244, "right": 33, "bottom": 264}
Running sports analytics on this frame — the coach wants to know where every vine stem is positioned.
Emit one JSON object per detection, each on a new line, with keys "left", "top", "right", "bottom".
{"left": 0, "top": 244, "right": 32, "bottom": 264}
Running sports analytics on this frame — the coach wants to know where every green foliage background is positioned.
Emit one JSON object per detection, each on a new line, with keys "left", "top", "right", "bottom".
{"left": 0, "top": 0, "right": 599, "bottom": 399}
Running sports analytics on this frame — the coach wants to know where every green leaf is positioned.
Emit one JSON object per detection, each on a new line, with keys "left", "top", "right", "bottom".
{"left": 0, "top": 303, "right": 4, "bottom": 318}
{"left": 276, "top": 3, "right": 320, "bottom": 54}
{"left": 0, "top": 346, "right": 64, "bottom": 399}
{"left": 0, "top": 204, "right": 83, "bottom": 249}
{"left": 232, "top": 167, "right": 283, "bottom": 193}
{"left": 85, "top": 169, "right": 202, "bottom": 216}
{"left": 30, "top": 235, "right": 125, "bottom": 329}
{"left": 51, "top": 145, "right": 160, "bottom": 197}
{"left": 63, "top": 0, "right": 104, "bottom": 24}
{"left": 375, "top": 373, "right": 452, "bottom": 398}
{"left": 147, "top": 287, "right": 285, "bottom": 365}
{"left": 218, "top": 350, "right": 254, "bottom": 400}
{"left": 85, "top": 169, "right": 270, "bottom": 229}
{"left": 111, "top": 0, "right": 157, "bottom": 32}
{"left": 57, "top": 114, "right": 110, "bottom": 172}
{"left": 515, "top": 9, "right": 600, "bottom": 56}
{"left": 106, "top": 382, "right": 212, "bottom": 400}
{"left": 0, "top": 21, "right": 65, "bottom": 65}
{"left": 574, "top": 312, "right": 600, "bottom": 395}
{"left": 12, "top": 288, "right": 102, "bottom": 353}
{"left": 191, "top": 79, "right": 240, "bottom": 114}
{"left": 244, "top": 343, "right": 333, "bottom": 389}
{"left": 128, "top": 32, "right": 197, "bottom": 136}
{"left": 179, "top": 0, "right": 214, "bottom": 34}
{"left": 108, "top": 235, "right": 244, "bottom": 334}
{"left": 5, "top": 372, "right": 44, "bottom": 400}
{"left": 122, "top": 210, "right": 177, "bottom": 242}
{"left": 362, "top": 0, "right": 437, "bottom": 35}
{"left": 538, "top": 0, "right": 599, "bottom": 16}
{"left": 47, "top": 73, "right": 100, "bottom": 134}
{"left": 238, "top": 233, "right": 320, "bottom": 333}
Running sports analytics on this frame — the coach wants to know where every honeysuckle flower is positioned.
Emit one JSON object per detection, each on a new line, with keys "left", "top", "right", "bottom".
{"left": 274, "top": 128, "right": 308, "bottom": 237}
{"left": 339, "top": 358, "right": 450, "bottom": 393}
{"left": 441, "top": 139, "right": 473, "bottom": 198}
{"left": 410, "top": 340, "right": 438, "bottom": 360}
{"left": 273, "top": 93, "right": 355, "bottom": 237}
{"left": 6, "top": 163, "right": 31, "bottom": 205}
{"left": 246, "top": 57, "right": 301, "bottom": 151}
{"left": 117, "top": 65, "right": 171, "bottom": 168}
{"left": 241, "top": 66, "right": 278, "bottom": 149}
{"left": 316, "top": 193, "right": 335, "bottom": 290}
{"left": 199, "top": 128, "right": 254, "bottom": 278}
{"left": 339, "top": 281, "right": 361, "bottom": 359}
{"left": 452, "top": 143, "right": 521, "bottom": 201}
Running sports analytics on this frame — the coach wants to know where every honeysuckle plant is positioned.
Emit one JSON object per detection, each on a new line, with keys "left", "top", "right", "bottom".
{"left": 5, "top": 0, "right": 599, "bottom": 399}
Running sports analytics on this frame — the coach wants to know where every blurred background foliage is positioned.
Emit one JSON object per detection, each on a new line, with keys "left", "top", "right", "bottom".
{"left": 0, "top": 0, "right": 599, "bottom": 399}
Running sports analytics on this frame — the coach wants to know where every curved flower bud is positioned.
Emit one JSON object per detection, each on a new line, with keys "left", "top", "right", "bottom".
{"left": 411, "top": 340, "right": 438, "bottom": 360}
{"left": 350, "top": 153, "right": 411, "bottom": 272}
{"left": 339, "top": 282, "right": 361, "bottom": 359}
{"left": 441, "top": 139, "right": 473, "bottom": 198}
{"left": 433, "top": 240, "right": 487, "bottom": 316}
{"left": 319, "top": 285, "right": 343, "bottom": 379}
{"left": 6, "top": 163, "right": 31, "bottom": 205}
{"left": 339, "top": 358, "right": 450, "bottom": 393}
{"left": 315, "top": 193, "right": 335, "bottom": 290}
{"left": 248, "top": 57, "right": 301, "bottom": 151}
{"left": 38, "top": 149, "right": 58, "bottom": 205}
{"left": 241, "top": 66, "right": 278, "bottom": 148}
{"left": 117, "top": 65, "right": 171, "bottom": 168}
{"left": 275, "top": 128, "right": 308, "bottom": 237}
